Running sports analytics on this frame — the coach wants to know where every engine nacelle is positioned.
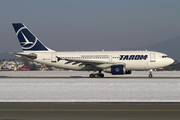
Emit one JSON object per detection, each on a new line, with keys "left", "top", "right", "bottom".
{"left": 103, "top": 65, "right": 126, "bottom": 75}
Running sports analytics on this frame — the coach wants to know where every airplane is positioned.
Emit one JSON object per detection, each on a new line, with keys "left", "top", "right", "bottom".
{"left": 11, "top": 23, "right": 174, "bottom": 78}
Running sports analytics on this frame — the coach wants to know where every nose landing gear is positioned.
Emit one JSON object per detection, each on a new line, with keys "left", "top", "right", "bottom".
{"left": 149, "top": 69, "right": 153, "bottom": 78}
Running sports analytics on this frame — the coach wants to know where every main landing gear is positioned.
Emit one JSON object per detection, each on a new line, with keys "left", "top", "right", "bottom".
{"left": 148, "top": 69, "right": 153, "bottom": 78}
{"left": 89, "top": 71, "right": 104, "bottom": 78}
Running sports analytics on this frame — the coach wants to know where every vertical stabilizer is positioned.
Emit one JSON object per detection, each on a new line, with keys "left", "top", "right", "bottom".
{"left": 12, "top": 23, "right": 55, "bottom": 52}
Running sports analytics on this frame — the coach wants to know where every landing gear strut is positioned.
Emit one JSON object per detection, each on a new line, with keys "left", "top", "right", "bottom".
{"left": 148, "top": 69, "right": 153, "bottom": 78}
{"left": 89, "top": 71, "right": 104, "bottom": 78}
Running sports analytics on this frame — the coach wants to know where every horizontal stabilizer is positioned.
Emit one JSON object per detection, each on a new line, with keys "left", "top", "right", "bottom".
{"left": 9, "top": 52, "right": 37, "bottom": 59}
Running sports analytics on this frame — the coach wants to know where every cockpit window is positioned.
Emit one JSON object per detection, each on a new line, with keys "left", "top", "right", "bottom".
{"left": 162, "top": 55, "right": 169, "bottom": 58}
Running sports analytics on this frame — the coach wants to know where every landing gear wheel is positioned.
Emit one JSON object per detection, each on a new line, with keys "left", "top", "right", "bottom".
{"left": 94, "top": 74, "right": 100, "bottom": 78}
{"left": 148, "top": 69, "right": 153, "bottom": 78}
{"left": 89, "top": 73, "right": 104, "bottom": 78}
{"left": 149, "top": 74, "right": 153, "bottom": 78}
{"left": 99, "top": 73, "right": 104, "bottom": 78}
{"left": 89, "top": 74, "right": 95, "bottom": 78}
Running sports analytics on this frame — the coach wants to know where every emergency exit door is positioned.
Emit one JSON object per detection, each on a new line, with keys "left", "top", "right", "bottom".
{"left": 109, "top": 55, "right": 112, "bottom": 62}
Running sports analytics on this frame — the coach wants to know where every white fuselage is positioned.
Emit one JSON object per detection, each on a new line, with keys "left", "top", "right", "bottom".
{"left": 22, "top": 50, "right": 174, "bottom": 71}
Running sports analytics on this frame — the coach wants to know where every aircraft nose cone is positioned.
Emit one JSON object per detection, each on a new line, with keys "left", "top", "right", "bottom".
{"left": 169, "top": 58, "right": 174, "bottom": 64}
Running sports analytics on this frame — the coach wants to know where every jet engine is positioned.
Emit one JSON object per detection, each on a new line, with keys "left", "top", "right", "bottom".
{"left": 103, "top": 65, "right": 131, "bottom": 75}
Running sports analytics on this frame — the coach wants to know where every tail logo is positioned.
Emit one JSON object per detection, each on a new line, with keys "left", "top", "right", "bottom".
{"left": 20, "top": 31, "right": 33, "bottom": 46}
{"left": 13, "top": 23, "right": 54, "bottom": 51}
{"left": 16, "top": 27, "right": 37, "bottom": 50}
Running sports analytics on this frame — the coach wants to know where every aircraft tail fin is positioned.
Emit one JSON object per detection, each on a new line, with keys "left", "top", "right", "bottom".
{"left": 12, "top": 23, "right": 55, "bottom": 52}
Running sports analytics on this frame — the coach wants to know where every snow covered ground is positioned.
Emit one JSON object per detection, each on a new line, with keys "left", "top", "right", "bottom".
{"left": 0, "top": 71, "right": 180, "bottom": 102}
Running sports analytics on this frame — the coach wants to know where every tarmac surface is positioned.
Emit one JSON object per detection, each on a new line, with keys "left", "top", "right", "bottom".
{"left": 0, "top": 102, "right": 180, "bottom": 120}
{"left": 0, "top": 76, "right": 180, "bottom": 79}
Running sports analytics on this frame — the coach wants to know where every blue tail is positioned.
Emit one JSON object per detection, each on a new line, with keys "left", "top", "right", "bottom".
{"left": 12, "top": 23, "right": 54, "bottom": 52}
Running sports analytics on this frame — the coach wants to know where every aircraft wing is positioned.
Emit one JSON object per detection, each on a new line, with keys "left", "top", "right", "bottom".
{"left": 61, "top": 58, "right": 126, "bottom": 69}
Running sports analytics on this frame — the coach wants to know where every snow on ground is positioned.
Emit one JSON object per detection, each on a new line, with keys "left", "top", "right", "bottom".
{"left": 0, "top": 71, "right": 180, "bottom": 102}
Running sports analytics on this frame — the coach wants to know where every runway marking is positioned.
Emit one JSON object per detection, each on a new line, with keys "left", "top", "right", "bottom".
{"left": 0, "top": 109, "right": 180, "bottom": 112}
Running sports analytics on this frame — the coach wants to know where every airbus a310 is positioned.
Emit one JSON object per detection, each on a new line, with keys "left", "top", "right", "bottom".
{"left": 11, "top": 23, "right": 174, "bottom": 78}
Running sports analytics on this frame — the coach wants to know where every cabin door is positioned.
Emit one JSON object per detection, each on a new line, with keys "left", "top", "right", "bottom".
{"left": 150, "top": 53, "right": 155, "bottom": 62}
{"left": 51, "top": 53, "right": 57, "bottom": 63}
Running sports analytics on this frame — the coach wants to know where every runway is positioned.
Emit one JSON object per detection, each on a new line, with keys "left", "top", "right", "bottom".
{"left": 1, "top": 76, "right": 180, "bottom": 79}
{"left": 1, "top": 70, "right": 180, "bottom": 79}
{"left": 0, "top": 102, "right": 180, "bottom": 120}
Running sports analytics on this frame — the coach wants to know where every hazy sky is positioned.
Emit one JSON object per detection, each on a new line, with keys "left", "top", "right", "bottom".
{"left": 1, "top": 0, "right": 180, "bottom": 53}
